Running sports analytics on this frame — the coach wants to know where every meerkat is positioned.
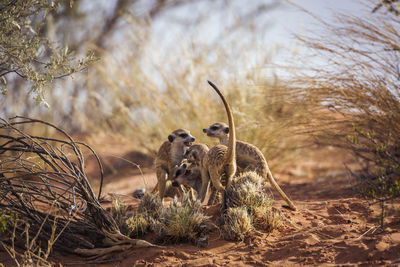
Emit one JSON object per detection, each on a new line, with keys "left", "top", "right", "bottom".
{"left": 195, "top": 81, "right": 236, "bottom": 209}
{"left": 154, "top": 129, "right": 195, "bottom": 200}
{"left": 150, "top": 179, "right": 189, "bottom": 199}
{"left": 170, "top": 143, "right": 210, "bottom": 199}
{"left": 182, "top": 143, "right": 220, "bottom": 204}
{"left": 171, "top": 160, "right": 202, "bottom": 199}
{"left": 202, "top": 122, "right": 297, "bottom": 211}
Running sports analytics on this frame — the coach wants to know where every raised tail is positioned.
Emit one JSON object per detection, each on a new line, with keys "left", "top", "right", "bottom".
{"left": 207, "top": 80, "right": 236, "bottom": 186}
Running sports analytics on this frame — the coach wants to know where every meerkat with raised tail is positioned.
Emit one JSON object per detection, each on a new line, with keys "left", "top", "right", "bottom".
{"left": 154, "top": 129, "right": 195, "bottom": 200}
{"left": 203, "top": 122, "right": 297, "bottom": 211}
{"left": 195, "top": 81, "right": 236, "bottom": 209}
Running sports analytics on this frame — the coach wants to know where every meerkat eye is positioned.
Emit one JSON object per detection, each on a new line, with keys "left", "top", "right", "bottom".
{"left": 179, "top": 133, "right": 188, "bottom": 138}
{"left": 210, "top": 126, "right": 218, "bottom": 131}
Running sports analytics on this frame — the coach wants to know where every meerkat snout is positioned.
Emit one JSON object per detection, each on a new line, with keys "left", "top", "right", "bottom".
{"left": 202, "top": 128, "right": 207, "bottom": 133}
{"left": 185, "top": 136, "right": 195, "bottom": 146}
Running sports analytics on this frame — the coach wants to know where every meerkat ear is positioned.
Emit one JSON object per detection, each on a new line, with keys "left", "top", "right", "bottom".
{"left": 224, "top": 127, "right": 229, "bottom": 134}
{"left": 168, "top": 135, "right": 175, "bottom": 142}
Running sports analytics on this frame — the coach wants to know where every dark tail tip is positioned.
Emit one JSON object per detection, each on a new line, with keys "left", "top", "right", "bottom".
{"left": 207, "top": 80, "right": 216, "bottom": 88}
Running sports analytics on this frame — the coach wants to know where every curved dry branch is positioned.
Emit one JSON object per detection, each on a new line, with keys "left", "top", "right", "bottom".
{"left": 0, "top": 116, "right": 153, "bottom": 259}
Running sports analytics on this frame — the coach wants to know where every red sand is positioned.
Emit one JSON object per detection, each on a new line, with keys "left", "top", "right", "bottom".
{"left": 2, "top": 136, "right": 399, "bottom": 266}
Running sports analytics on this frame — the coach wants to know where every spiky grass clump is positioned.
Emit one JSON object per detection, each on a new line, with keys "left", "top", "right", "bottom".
{"left": 221, "top": 207, "right": 253, "bottom": 241}
{"left": 138, "top": 192, "right": 164, "bottom": 219}
{"left": 125, "top": 192, "right": 164, "bottom": 238}
{"left": 252, "top": 206, "right": 282, "bottom": 232}
{"left": 110, "top": 197, "right": 129, "bottom": 235}
{"left": 222, "top": 171, "right": 281, "bottom": 236}
{"left": 126, "top": 213, "right": 150, "bottom": 237}
{"left": 125, "top": 192, "right": 210, "bottom": 246}
{"left": 154, "top": 193, "right": 210, "bottom": 245}
{"left": 233, "top": 171, "right": 263, "bottom": 187}
{"left": 225, "top": 171, "right": 269, "bottom": 210}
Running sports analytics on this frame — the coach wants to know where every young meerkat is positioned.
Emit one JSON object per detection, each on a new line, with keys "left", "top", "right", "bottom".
{"left": 154, "top": 129, "right": 195, "bottom": 200}
{"left": 171, "top": 144, "right": 210, "bottom": 201}
{"left": 195, "top": 81, "right": 237, "bottom": 208}
{"left": 202, "top": 122, "right": 297, "bottom": 211}
{"left": 171, "top": 161, "right": 202, "bottom": 198}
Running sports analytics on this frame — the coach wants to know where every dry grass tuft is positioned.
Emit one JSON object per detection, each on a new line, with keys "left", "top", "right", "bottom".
{"left": 126, "top": 192, "right": 210, "bottom": 246}
{"left": 221, "top": 207, "right": 253, "bottom": 241}
{"left": 252, "top": 206, "right": 282, "bottom": 232}
{"left": 110, "top": 197, "right": 129, "bottom": 233}
{"left": 126, "top": 213, "right": 150, "bottom": 237}
{"left": 137, "top": 192, "right": 164, "bottom": 219}
{"left": 221, "top": 171, "right": 281, "bottom": 239}
{"left": 225, "top": 171, "right": 271, "bottom": 210}
{"left": 154, "top": 193, "right": 210, "bottom": 245}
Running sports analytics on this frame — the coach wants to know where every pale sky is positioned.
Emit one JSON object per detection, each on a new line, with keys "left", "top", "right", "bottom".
{"left": 139, "top": 0, "right": 371, "bottom": 82}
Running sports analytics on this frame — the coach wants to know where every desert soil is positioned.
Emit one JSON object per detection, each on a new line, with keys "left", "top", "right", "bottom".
{"left": 2, "top": 135, "right": 399, "bottom": 266}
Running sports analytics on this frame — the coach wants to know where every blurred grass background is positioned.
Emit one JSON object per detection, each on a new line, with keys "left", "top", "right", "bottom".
{"left": 1, "top": 0, "right": 399, "bottom": 179}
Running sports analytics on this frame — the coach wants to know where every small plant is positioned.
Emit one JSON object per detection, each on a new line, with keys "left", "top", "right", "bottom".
{"left": 221, "top": 207, "right": 253, "bottom": 241}
{"left": 154, "top": 194, "right": 210, "bottom": 245}
{"left": 125, "top": 192, "right": 164, "bottom": 237}
{"left": 221, "top": 171, "right": 281, "bottom": 239}
{"left": 1, "top": 213, "right": 65, "bottom": 266}
{"left": 252, "top": 205, "right": 282, "bottom": 232}
{"left": 347, "top": 126, "right": 400, "bottom": 228}
{"left": 109, "top": 196, "right": 131, "bottom": 235}
{"left": 225, "top": 173, "right": 269, "bottom": 210}
{"left": 138, "top": 192, "right": 164, "bottom": 220}
{"left": 126, "top": 213, "right": 150, "bottom": 237}
{"left": 0, "top": 210, "right": 14, "bottom": 233}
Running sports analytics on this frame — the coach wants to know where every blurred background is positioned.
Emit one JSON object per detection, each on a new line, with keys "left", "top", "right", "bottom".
{"left": 1, "top": 0, "right": 399, "bottom": 182}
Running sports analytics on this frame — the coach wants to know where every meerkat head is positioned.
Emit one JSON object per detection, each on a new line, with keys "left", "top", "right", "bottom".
{"left": 203, "top": 122, "right": 229, "bottom": 140}
{"left": 185, "top": 144, "right": 209, "bottom": 164}
{"left": 168, "top": 129, "right": 195, "bottom": 147}
{"left": 171, "top": 162, "right": 193, "bottom": 187}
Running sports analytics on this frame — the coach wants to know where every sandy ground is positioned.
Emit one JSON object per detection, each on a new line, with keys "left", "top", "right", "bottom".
{"left": 1, "top": 136, "right": 399, "bottom": 266}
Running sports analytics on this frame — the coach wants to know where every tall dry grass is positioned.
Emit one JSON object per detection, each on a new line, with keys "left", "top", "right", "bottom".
{"left": 79, "top": 18, "right": 311, "bottom": 169}
{"left": 290, "top": 2, "right": 400, "bottom": 225}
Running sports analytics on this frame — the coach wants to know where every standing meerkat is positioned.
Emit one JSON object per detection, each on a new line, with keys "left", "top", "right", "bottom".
{"left": 154, "top": 129, "right": 195, "bottom": 200}
{"left": 203, "top": 122, "right": 297, "bottom": 211}
{"left": 195, "top": 81, "right": 236, "bottom": 208}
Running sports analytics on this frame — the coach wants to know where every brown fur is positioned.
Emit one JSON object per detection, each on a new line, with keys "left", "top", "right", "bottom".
{"left": 154, "top": 129, "right": 195, "bottom": 200}
{"left": 203, "top": 122, "right": 297, "bottom": 211}
{"left": 195, "top": 81, "right": 237, "bottom": 206}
